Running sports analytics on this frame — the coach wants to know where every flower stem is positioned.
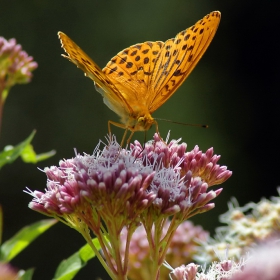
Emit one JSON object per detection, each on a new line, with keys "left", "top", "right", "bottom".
{"left": 0, "top": 86, "right": 8, "bottom": 136}
{"left": 83, "top": 231, "right": 117, "bottom": 280}
{"left": 123, "top": 225, "right": 136, "bottom": 274}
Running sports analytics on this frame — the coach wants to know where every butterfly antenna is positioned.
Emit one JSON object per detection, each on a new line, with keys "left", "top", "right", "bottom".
{"left": 154, "top": 118, "right": 208, "bottom": 128}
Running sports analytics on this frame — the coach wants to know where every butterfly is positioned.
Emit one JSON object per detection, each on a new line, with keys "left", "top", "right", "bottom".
{"left": 58, "top": 11, "right": 221, "bottom": 145}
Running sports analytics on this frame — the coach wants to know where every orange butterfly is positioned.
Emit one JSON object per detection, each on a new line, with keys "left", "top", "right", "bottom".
{"left": 58, "top": 11, "right": 220, "bottom": 145}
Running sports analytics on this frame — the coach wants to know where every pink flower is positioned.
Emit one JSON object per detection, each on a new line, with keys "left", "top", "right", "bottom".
{"left": 171, "top": 263, "right": 198, "bottom": 280}
{"left": 0, "top": 36, "right": 37, "bottom": 131}
{"left": 0, "top": 37, "right": 37, "bottom": 92}
{"left": 231, "top": 243, "right": 280, "bottom": 280}
{"left": 27, "top": 138, "right": 156, "bottom": 233}
{"left": 26, "top": 133, "right": 232, "bottom": 279}
{"left": 131, "top": 133, "right": 232, "bottom": 220}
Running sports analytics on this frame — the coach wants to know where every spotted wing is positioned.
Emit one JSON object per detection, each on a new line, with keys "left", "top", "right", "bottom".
{"left": 147, "top": 11, "right": 221, "bottom": 113}
{"left": 58, "top": 32, "right": 133, "bottom": 118}
{"left": 102, "top": 41, "right": 164, "bottom": 106}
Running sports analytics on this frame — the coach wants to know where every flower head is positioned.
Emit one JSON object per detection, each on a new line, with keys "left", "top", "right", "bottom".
{"left": 27, "top": 137, "right": 156, "bottom": 233}
{"left": 131, "top": 133, "right": 231, "bottom": 221}
{"left": 169, "top": 258, "right": 246, "bottom": 280}
{"left": 26, "top": 133, "right": 231, "bottom": 279}
{"left": 171, "top": 263, "right": 198, "bottom": 280}
{"left": 230, "top": 243, "right": 280, "bottom": 280}
{"left": 0, "top": 36, "right": 37, "bottom": 106}
{"left": 197, "top": 189, "right": 280, "bottom": 264}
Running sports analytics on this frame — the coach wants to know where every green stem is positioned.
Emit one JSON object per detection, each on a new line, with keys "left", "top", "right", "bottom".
{"left": 123, "top": 224, "right": 136, "bottom": 274}
{"left": 0, "top": 87, "right": 7, "bottom": 137}
{"left": 95, "top": 231, "right": 116, "bottom": 273}
{"left": 57, "top": 214, "right": 118, "bottom": 280}
{"left": 147, "top": 219, "right": 165, "bottom": 280}
{"left": 146, "top": 217, "right": 182, "bottom": 280}
{"left": 83, "top": 232, "right": 117, "bottom": 280}
{"left": 107, "top": 223, "right": 128, "bottom": 280}
{"left": 157, "top": 217, "right": 179, "bottom": 265}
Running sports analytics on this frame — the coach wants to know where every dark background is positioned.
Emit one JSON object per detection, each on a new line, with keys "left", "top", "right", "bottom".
{"left": 0, "top": 1, "right": 280, "bottom": 279}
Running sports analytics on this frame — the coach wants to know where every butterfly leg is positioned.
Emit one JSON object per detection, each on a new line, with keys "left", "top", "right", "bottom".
{"left": 108, "top": 120, "right": 129, "bottom": 147}
{"left": 121, "top": 129, "right": 129, "bottom": 147}
{"left": 154, "top": 120, "right": 163, "bottom": 142}
{"left": 154, "top": 120, "right": 160, "bottom": 137}
{"left": 126, "top": 130, "right": 135, "bottom": 146}
{"left": 153, "top": 120, "right": 168, "bottom": 146}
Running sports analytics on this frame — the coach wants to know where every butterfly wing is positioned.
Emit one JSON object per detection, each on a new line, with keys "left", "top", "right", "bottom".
{"left": 102, "top": 41, "right": 164, "bottom": 107}
{"left": 148, "top": 11, "right": 221, "bottom": 113}
{"left": 58, "top": 32, "right": 133, "bottom": 118}
{"left": 58, "top": 11, "right": 220, "bottom": 130}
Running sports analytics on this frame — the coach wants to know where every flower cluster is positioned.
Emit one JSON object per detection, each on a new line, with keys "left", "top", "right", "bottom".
{"left": 170, "top": 258, "right": 246, "bottom": 280}
{"left": 26, "top": 133, "right": 232, "bottom": 280}
{"left": 0, "top": 36, "right": 37, "bottom": 131}
{"left": 230, "top": 243, "right": 280, "bottom": 280}
{"left": 171, "top": 263, "right": 199, "bottom": 280}
{"left": 119, "top": 220, "right": 209, "bottom": 280}
{"left": 28, "top": 139, "right": 155, "bottom": 228}
{"left": 131, "top": 133, "right": 231, "bottom": 221}
{"left": 0, "top": 36, "right": 37, "bottom": 99}
{"left": 170, "top": 241, "right": 280, "bottom": 280}
{"left": 197, "top": 189, "right": 280, "bottom": 264}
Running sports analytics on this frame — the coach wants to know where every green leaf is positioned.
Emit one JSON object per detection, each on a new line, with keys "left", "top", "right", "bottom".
{"left": 0, "top": 130, "right": 36, "bottom": 169}
{"left": 53, "top": 238, "right": 100, "bottom": 280}
{"left": 0, "top": 130, "right": 56, "bottom": 169}
{"left": 20, "top": 144, "right": 56, "bottom": 163}
{"left": 0, "top": 219, "right": 57, "bottom": 261}
{"left": 20, "top": 144, "right": 37, "bottom": 163}
{"left": 18, "top": 268, "right": 35, "bottom": 280}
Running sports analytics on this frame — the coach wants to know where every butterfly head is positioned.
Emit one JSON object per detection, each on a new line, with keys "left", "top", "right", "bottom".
{"left": 132, "top": 113, "right": 156, "bottom": 132}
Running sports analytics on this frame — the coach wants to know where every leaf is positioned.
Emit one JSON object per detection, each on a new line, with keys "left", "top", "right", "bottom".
{"left": 0, "top": 130, "right": 36, "bottom": 169}
{"left": 20, "top": 144, "right": 56, "bottom": 163}
{"left": 0, "top": 130, "right": 56, "bottom": 169}
{"left": 0, "top": 219, "right": 57, "bottom": 261}
{"left": 18, "top": 268, "right": 35, "bottom": 280}
{"left": 53, "top": 238, "right": 100, "bottom": 280}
